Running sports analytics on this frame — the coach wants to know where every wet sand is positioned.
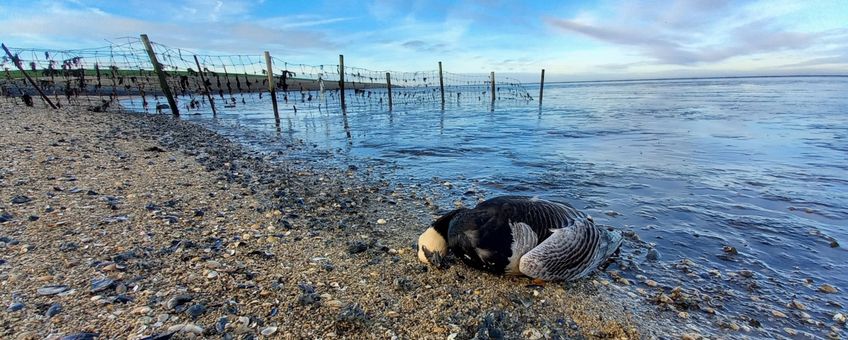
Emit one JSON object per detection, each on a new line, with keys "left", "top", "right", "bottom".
{"left": 0, "top": 104, "right": 676, "bottom": 339}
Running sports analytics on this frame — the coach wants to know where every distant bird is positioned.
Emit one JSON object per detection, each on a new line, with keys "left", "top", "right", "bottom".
{"left": 418, "top": 196, "right": 622, "bottom": 281}
{"left": 155, "top": 103, "right": 169, "bottom": 114}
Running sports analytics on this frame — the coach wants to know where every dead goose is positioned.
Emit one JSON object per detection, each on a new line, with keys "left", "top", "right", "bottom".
{"left": 417, "top": 196, "right": 622, "bottom": 281}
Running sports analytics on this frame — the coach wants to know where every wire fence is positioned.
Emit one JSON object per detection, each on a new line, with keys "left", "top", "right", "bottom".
{"left": 1, "top": 36, "right": 535, "bottom": 115}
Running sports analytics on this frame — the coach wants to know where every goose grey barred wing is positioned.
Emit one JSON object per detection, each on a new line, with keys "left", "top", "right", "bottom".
{"left": 518, "top": 218, "right": 623, "bottom": 281}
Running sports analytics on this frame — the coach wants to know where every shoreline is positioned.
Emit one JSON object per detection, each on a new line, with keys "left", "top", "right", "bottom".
{"left": 0, "top": 105, "right": 663, "bottom": 338}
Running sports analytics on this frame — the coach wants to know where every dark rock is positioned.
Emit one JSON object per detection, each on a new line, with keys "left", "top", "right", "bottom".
{"left": 475, "top": 311, "right": 508, "bottom": 339}
{"left": 60, "top": 333, "right": 100, "bottom": 340}
{"left": 322, "top": 263, "right": 334, "bottom": 272}
{"left": 113, "top": 294, "right": 133, "bottom": 304}
{"left": 297, "top": 283, "right": 320, "bottom": 305}
{"left": 37, "top": 284, "right": 70, "bottom": 296}
{"left": 393, "top": 277, "right": 415, "bottom": 292}
{"left": 193, "top": 209, "right": 204, "bottom": 217}
{"left": 46, "top": 303, "right": 62, "bottom": 317}
{"left": 215, "top": 316, "right": 228, "bottom": 333}
{"left": 91, "top": 278, "right": 115, "bottom": 293}
{"left": 0, "top": 212, "right": 13, "bottom": 223}
{"left": 11, "top": 195, "right": 31, "bottom": 204}
{"left": 7, "top": 302, "right": 24, "bottom": 312}
{"left": 646, "top": 248, "right": 660, "bottom": 261}
{"left": 59, "top": 242, "right": 79, "bottom": 251}
{"left": 144, "top": 146, "right": 167, "bottom": 152}
{"left": 347, "top": 241, "right": 369, "bottom": 254}
{"left": 86, "top": 190, "right": 99, "bottom": 196}
{"left": 145, "top": 203, "right": 160, "bottom": 211}
{"left": 336, "top": 303, "right": 368, "bottom": 333}
{"left": 186, "top": 304, "right": 206, "bottom": 319}
{"left": 28, "top": 215, "right": 39, "bottom": 221}
{"left": 167, "top": 295, "right": 193, "bottom": 311}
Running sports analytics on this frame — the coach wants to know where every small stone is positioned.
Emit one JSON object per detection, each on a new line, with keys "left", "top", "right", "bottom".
{"left": 157, "top": 313, "right": 170, "bottom": 322}
{"left": 207, "top": 271, "right": 219, "bottom": 279}
{"left": 722, "top": 245, "right": 738, "bottom": 254}
{"left": 784, "top": 328, "right": 797, "bottom": 336}
{"left": 11, "top": 195, "right": 31, "bottom": 204}
{"left": 37, "top": 284, "right": 69, "bottom": 296}
{"left": 45, "top": 303, "right": 62, "bottom": 317}
{"left": 789, "top": 299, "right": 805, "bottom": 310}
{"left": 646, "top": 248, "right": 660, "bottom": 261}
{"left": 260, "top": 326, "right": 278, "bottom": 336}
{"left": 7, "top": 302, "right": 24, "bottom": 312}
{"left": 326, "top": 300, "right": 344, "bottom": 309}
{"left": 738, "top": 270, "right": 753, "bottom": 278}
{"left": 167, "top": 295, "right": 193, "bottom": 310}
{"left": 132, "top": 306, "right": 152, "bottom": 315}
{"left": 186, "top": 304, "right": 206, "bottom": 319}
{"left": 522, "top": 327, "right": 543, "bottom": 340}
{"left": 216, "top": 316, "right": 229, "bottom": 333}
{"left": 657, "top": 293, "right": 673, "bottom": 304}
{"left": 59, "top": 333, "right": 100, "bottom": 340}
{"left": 376, "top": 218, "right": 387, "bottom": 225}
{"left": 90, "top": 278, "right": 114, "bottom": 293}
{"left": 168, "top": 323, "right": 203, "bottom": 334}
{"left": 819, "top": 284, "right": 838, "bottom": 294}
{"left": 834, "top": 313, "right": 846, "bottom": 324}
{"left": 645, "top": 280, "right": 658, "bottom": 287}
{"left": 772, "top": 310, "right": 787, "bottom": 318}
{"left": 680, "top": 333, "right": 701, "bottom": 340}
{"left": 386, "top": 311, "right": 400, "bottom": 318}
{"left": 678, "top": 311, "right": 689, "bottom": 319}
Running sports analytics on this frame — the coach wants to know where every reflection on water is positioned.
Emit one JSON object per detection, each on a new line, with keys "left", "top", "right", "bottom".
{"left": 124, "top": 76, "right": 848, "bottom": 335}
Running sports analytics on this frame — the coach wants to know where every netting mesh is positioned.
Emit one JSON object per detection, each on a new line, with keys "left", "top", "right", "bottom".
{"left": 1, "top": 37, "right": 534, "bottom": 113}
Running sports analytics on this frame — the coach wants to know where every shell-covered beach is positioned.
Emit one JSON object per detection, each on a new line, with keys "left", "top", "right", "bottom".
{"left": 1, "top": 105, "right": 663, "bottom": 339}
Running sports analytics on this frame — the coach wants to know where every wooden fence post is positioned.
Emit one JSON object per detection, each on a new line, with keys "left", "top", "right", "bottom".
{"left": 338, "top": 54, "right": 346, "bottom": 112}
{"left": 264, "top": 51, "right": 280, "bottom": 123}
{"left": 193, "top": 55, "right": 217, "bottom": 116}
{"left": 539, "top": 69, "right": 545, "bottom": 107}
{"left": 140, "top": 34, "right": 179, "bottom": 116}
{"left": 385, "top": 72, "right": 392, "bottom": 112}
{"left": 490, "top": 71, "right": 496, "bottom": 111}
{"left": 438, "top": 61, "right": 445, "bottom": 109}
{"left": 1, "top": 43, "right": 57, "bottom": 109}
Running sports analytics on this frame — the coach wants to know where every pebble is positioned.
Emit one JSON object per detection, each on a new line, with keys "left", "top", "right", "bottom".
{"left": 678, "top": 311, "right": 689, "bottom": 319}
{"left": 167, "top": 294, "right": 193, "bottom": 310}
{"left": 646, "top": 248, "right": 660, "bottom": 261}
{"left": 37, "top": 284, "right": 70, "bottom": 296}
{"left": 60, "top": 333, "right": 100, "bottom": 340}
{"left": 789, "top": 299, "right": 805, "bottom": 310}
{"left": 216, "top": 316, "right": 228, "bottom": 333}
{"left": 11, "top": 195, "right": 32, "bottom": 204}
{"left": 680, "top": 333, "right": 701, "bottom": 340}
{"left": 645, "top": 280, "right": 658, "bottom": 287}
{"left": 90, "top": 278, "right": 115, "bottom": 293}
{"left": 132, "top": 306, "right": 152, "bottom": 315}
{"left": 771, "top": 310, "right": 787, "bottom": 318}
{"left": 522, "top": 327, "right": 543, "bottom": 340}
{"left": 834, "top": 313, "right": 846, "bottom": 324}
{"left": 784, "top": 328, "right": 797, "bottom": 336}
{"left": 326, "top": 300, "right": 344, "bottom": 309}
{"left": 260, "top": 326, "right": 278, "bottom": 336}
{"left": 168, "top": 323, "right": 204, "bottom": 334}
{"left": 7, "top": 302, "right": 24, "bottom": 312}
{"left": 186, "top": 304, "right": 206, "bottom": 319}
{"left": 45, "top": 303, "right": 62, "bottom": 317}
{"left": 376, "top": 218, "right": 387, "bottom": 225}
{"left": 207, "top": 270, "right": 219, "bottom": 279}
{"left": 819, "top": 284, "right": 838, "bottom": 294}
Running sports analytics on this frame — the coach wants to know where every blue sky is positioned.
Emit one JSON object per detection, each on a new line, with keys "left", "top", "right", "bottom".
{"left": 1, "top": 0, "right": 846, "bottom": 81}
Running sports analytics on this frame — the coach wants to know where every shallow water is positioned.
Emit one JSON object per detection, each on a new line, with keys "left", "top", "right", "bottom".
{"left": 124, "top": 76, "right": 848, "bottom": 335}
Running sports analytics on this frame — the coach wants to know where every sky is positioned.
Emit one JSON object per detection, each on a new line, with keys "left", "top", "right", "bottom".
{"left": 0, "top": 0, "right": 846, "bottom": 82}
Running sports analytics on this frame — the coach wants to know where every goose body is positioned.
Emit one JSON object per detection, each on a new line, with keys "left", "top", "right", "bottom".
{"left": 417, "top": 196, "right": 622, "bottom": 281}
